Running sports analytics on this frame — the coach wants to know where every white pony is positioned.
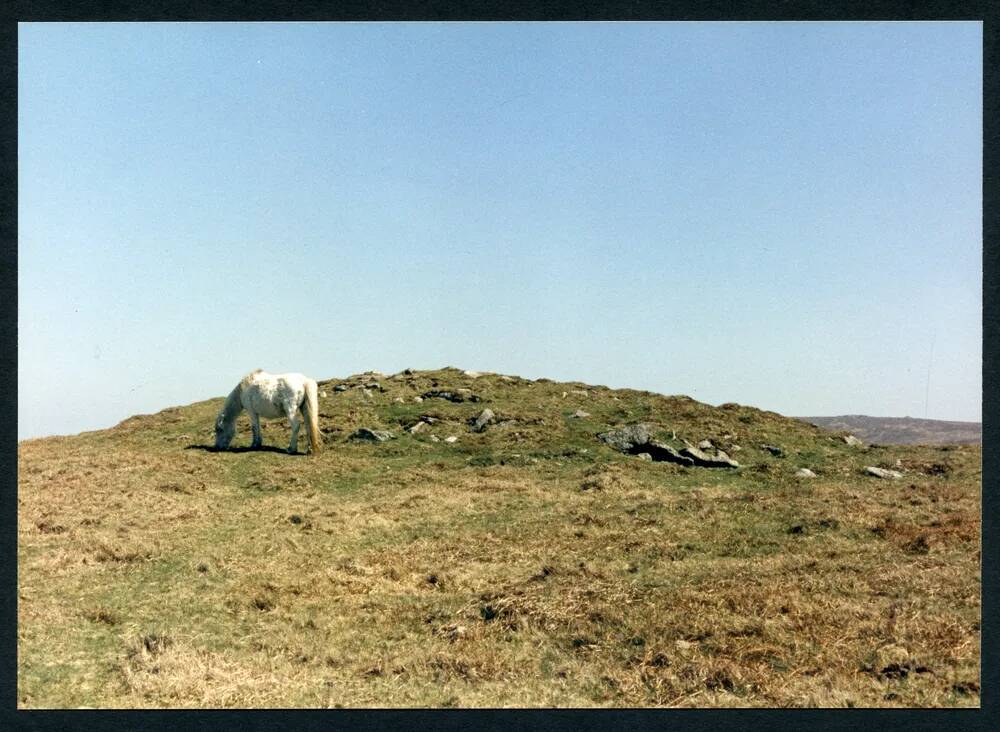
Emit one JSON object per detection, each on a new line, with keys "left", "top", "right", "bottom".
{"left": 214, "top": 370, "right": 321, "bottom": 454}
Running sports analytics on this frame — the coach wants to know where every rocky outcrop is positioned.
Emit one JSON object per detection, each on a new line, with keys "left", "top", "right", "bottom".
{"left": 597, "top": 425, "right": 736, "bottom": 468}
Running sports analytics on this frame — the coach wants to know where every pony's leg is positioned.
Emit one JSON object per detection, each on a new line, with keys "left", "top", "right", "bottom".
{"left": 249, "top": 411, "right": 262, "bottom": 448}
{"left": 287, "top": 411, "right": 301, "bottom": 454}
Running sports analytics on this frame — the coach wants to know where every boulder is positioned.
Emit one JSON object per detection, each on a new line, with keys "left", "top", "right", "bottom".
{"left": 679, "top": 446, "right": 739, "bottom": 468}
{"left": 597, "top": 424, "right": 652, "bottom": 453}
{"left": 865, "top": 466, "right": 902, "bottom": 480}
{"left": 645, "top": 441, "right": 695, "bottom": 466}
{"left": 795, "top": 468, "right": 817, "bottom": 478}
{"left": 350, "top": 428, "right": 394, "bottom": 442}
{"left": 423, "top": 390, "right": 480, "bottom": 403}
{"left": 471, "top": 408, "right": 496, "bottom": 433}
{"left": 698, "top": 440, "right": 714, "bottom": 450}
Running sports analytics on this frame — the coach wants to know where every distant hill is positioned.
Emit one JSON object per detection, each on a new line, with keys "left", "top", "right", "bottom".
{"left": 797, "top": 415, "right": 981, "bottom": 445}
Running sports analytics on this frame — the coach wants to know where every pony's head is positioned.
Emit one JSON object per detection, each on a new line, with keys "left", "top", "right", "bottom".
{"left": 214, "top": 412, "right": 235, "bottom": 450}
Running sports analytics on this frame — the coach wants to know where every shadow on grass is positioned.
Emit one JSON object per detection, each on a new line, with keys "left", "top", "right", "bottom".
{"left": 185, "top": 444, "right": 305, "bottom": 456}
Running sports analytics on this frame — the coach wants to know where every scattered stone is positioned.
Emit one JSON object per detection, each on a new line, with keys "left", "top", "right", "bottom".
{"left": 500, "top": 375, "right": 515, "bottom": 382}
{"left": 364, "top": 381, "right": 381, "bottom": 390}
{"left": 760, "top": 444, "right": 784, "bottom": 457}
{"left": 413, "top": 396, "right": 423, "bottom": 403}
{"left": 570, "top": 390, "right": 588, "bottom": 397}
{"left": 444, "top": 436, "right": 458, "bottom": 444}
{"left": 361, "top": 389, "right": 373, "bottom": 399}
{"left": 865, "top": 466, "right": 902, "bottom": 480}
{"left": 430, "top": 435, "right": 440, "bottom": 443}
{"left": 471, "top": 408, "right": 496, "bottom": 433}
{"left": 320, "top": 391, "right": 327, "bottom": 398}
{"left": 729, "top": 445, "right": 742, "bottom": 452}
{"left": 570, "top": 410, "right": 591, "bottom": 419}
{"left": 698, "top": 440, "right": 714, "bottom": 450}
{"left": 844, "top": 435, "right": 864, "bottom": 447}
{"left": 679, "top": 446, "right": 740, "bottom": 469}
{"left": 333, "top": 384, "right": 348, "bottom": 392}
{"left": 349, "top": 428, "right": 394, "bottom": 442}
{"left": 597, "top": 424, "right": 652, "bottom": 452}
{"left": 393, "top": 397, "right": 405, "bottom": 403}
{"left": 795, "top": 468, "right": 817, "bottom": 478}
{"left": 408, "top": 422, "right": 426, "bottom": 434}
{"left": 636, "top": 453, "right": 652, "bottom": 461}
{"left": 463, "top": 370, "right": 482, "bottom": 378}
{"left": 674, "top": 639, "right": 694, "bottom": 651}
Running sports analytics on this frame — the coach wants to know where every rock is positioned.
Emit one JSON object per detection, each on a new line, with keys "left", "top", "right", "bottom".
{"left": 698, "top": 440, "right": 714, "bottom": 450}
{"left": 645, "top": 441, "right": 695, "bottom": 466}
{"left": 471, "top": 408, "right": 496, "bottom": 433}
{"left": 570, "top": 410, "right": 590, "bottom": 419}
{"left": 866, "top": 466, "right": 902, "bottom": 480}
{"left": 393, "top": 397, "right": 405, "bottom": 403}
{"left": 729, "top": 445, "right": 742, "bottom": 452}
{"left": 500, "top": 375, "right": 515, "bottom": 382}
{"left": 402, "top": 368, "right": 414, "bottom": 375}
{"left": 413, "top": 396, "right": 423, "bottom": 403}
{"left": 350, "top": 428, "right": 394, "bottom": 442}
{"left": 430, "top": 435, "right": 440, "bottom": 442}
{"left": 679, "top": 446, "right": 739, "bottom": 469}
{"left": 597, "top": 424, "right": 652, "bottom": 453}
{"left": 320, "top": 391, "right": 327, "bottom": 398}
{"left": 364, "top": 381, "right": 381, "bottom": 390}
{"left": 570, "top": 390, "right": 588, "bottom": 397}
{"left": 408, "top": 422, "right": 426, "bottom": 434}
{"left": 760, "top": 444, "right": 784, "bottom": 457}
{"left": 444, "top": 436, "right": 458, "bottom": 444}
{"left": 636, "top": 452, "right": 652, "bottom": 461}
{"left": 795, "top": 468, "right": 817, "bottom": 478}
{"left": 463, "top": 370, "right": 482, "bottom": 378}
{"left": 423, "top": 390, "right": 479, "bottom": 403}
{"left": 334, "top": 384, "right": 348, "bottom": 392}
{"left": 844, "top": 435, "right": 864, "bottom": 447}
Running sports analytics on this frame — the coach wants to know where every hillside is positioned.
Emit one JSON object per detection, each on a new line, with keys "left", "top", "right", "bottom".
{"left": 17, "top": 368, "right": 981, "bottom": 708}
{"left": 798, "top": 415, "right": 981, "bottom": 446}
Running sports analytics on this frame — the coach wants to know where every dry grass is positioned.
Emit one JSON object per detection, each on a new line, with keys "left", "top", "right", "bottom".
{"left": 17, "top": 368, "right": 980, "bottom": 708}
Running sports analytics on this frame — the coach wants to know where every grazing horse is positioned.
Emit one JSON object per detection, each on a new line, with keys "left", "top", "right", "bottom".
{"left": 214, "top": 370, "right": 321, "bottom": 454}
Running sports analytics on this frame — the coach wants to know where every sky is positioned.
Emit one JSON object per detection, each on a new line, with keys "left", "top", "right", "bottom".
{"left": 18, "top": 21, "right": 982, "bottom": 439}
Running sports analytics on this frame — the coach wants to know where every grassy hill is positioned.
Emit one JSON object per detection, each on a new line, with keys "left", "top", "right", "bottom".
{"left": 17, "top": 368, "right": 981, "bottom": 708}
{"left": 798, "top": 415, "right": 982, "bottom": 446}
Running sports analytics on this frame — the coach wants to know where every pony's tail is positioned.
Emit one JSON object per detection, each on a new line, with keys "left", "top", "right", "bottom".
{"left": 302, "top": 379, "right": 322, "bottom": 454}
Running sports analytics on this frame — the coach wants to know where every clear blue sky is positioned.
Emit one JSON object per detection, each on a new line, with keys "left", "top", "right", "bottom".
{"left": 18, "top": 21, "right": 982, "bottom": 439}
